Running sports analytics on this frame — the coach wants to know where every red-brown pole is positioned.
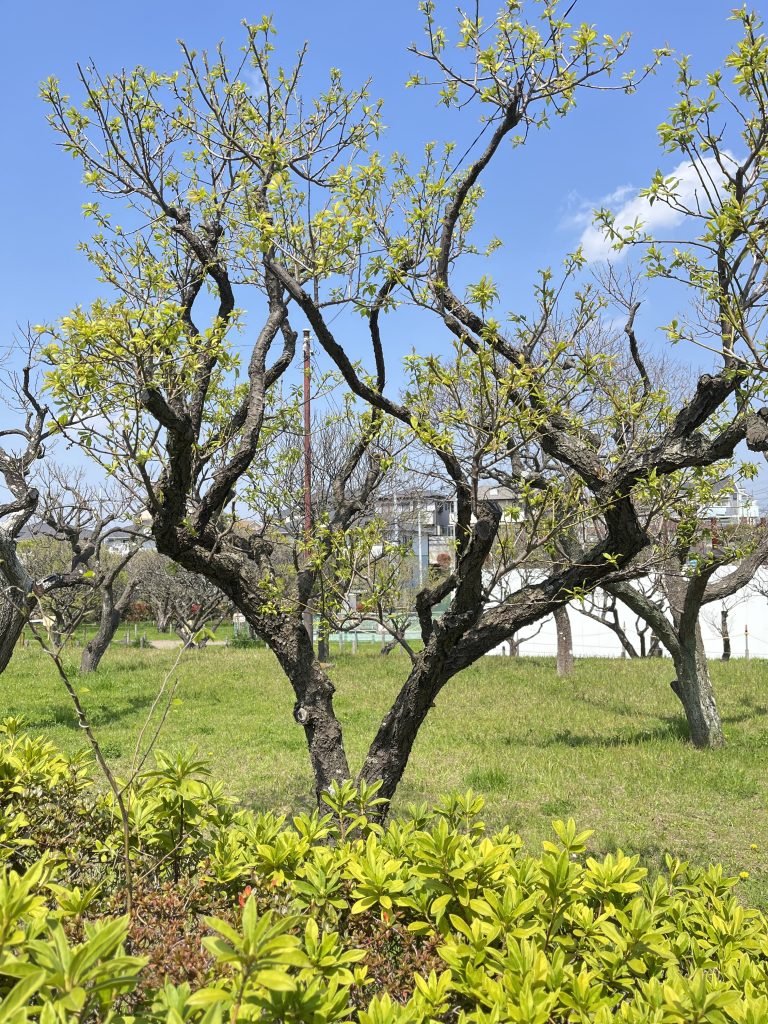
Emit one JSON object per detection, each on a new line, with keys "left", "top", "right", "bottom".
{"left": 302, "top": 329, "right": 313, "bottom": 644}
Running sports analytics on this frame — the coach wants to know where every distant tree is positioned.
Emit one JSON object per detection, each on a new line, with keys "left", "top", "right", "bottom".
{"left": 132, "top": 551, "right": 231, "bottom": 647}
{"left": 749, "top": 569, "right": 768, "bottom": 626}
{"left": 606, "top": 481, "right": 768, "bottom": 746}
{"left": 130, "top": 551, "right": 177, "bottom": 633}
{"left": 702, "top": 593, "right": 749, "bottom": 663}
{"left": 576, "top": 578, "right": 667, "bottom": 659}
{"left": 241, "top": 405, "right": 409, "bottom": 663}
{"left": 42, "top": 4, "right": 768, "bottom": 805}
{"left": 23, "top": 467, "right": 145, "bottom": 672}
{"left": 17, "top": 535, "right": 97, "bottom": 642}
{"left": 0, "top": 358, "right": 84, "bottom": 673}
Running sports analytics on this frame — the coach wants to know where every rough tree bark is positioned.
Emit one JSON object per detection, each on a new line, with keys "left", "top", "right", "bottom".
{"left": 602, "top": 535, "right": 768, "bottom": 751}
{"left": 670, "top": 622, "right": 724, "bottom": 748}
{"left": 0, "top": 594, "right": 34, "bottom": 674}
{"left": 554, "top": 605, "right": 574, "bottom": 677}
{"left": 605, "top": 578, "right": 722, "bottom": 747}
{"left": 0, "top": 532, "right": 35, "bottom": 672}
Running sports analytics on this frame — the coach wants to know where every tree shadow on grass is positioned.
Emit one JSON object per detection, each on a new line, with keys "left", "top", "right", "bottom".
{"left": 507, "top": 717, "right": 691, "bottom": 749}
{"left": 30, "top": 694, "right": 154, "bottom": 731}
{"left": 565, "top": 691, "right": 768, "bottom": 732}
{"left": 722, "top": 697, "right": 768, "bottom": 726}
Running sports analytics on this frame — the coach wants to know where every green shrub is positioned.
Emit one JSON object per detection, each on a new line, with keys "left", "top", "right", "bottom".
{"left": 228, "top": 633, "right": 265, "bottom": 649}
{"left": 1, "top": 720, "right": 768, "bottom": 1022}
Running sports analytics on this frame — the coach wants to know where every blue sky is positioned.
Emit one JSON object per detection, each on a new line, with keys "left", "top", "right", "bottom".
{"left": 0, "top": 1, "right": 744, "bottom": 335}
{"left": 1, "top": 1, "right": 761, "bottom": 490}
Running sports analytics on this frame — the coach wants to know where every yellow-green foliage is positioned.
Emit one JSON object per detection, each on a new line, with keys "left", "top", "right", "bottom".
{"left": 1, "top": 722, "right": 768, "bottom": 1023}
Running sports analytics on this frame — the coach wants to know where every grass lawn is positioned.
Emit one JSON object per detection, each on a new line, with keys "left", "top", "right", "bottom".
{"left": 43, "top": 620, "right": 240, "bottom": 646}
{"left": 4, "top": 642, "right": 768, "bottom": 905}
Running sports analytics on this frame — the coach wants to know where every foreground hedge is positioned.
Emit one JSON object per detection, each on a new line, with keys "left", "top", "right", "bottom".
{"left": 1, "top": 719, "right": 767, "bottom": 1023}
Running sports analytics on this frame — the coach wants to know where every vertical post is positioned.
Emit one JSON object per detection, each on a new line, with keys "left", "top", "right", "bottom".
{"left": 745, "top": 623, "right": 750, "bottom": 660}
{"left": 302, "top": 329, "right": 314, "bottom": 645}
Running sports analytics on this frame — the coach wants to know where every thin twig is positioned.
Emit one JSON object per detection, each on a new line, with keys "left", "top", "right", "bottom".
{"left": 27, "top": 617, "right": 134, "bottom": 916}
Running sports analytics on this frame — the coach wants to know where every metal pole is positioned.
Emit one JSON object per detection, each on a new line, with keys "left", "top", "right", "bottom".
{"left": 302, "top": 329, "right": 314, "bottom": 645}
{"left": 745, "top": 624, "right": 750, "bottom": 660}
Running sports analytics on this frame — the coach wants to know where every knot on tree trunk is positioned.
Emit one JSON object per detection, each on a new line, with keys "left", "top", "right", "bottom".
{"left": 293, "top": 703, "right": 310, "bottom": 725}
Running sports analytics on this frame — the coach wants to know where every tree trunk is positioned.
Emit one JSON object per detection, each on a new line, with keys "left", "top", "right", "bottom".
{"left": 81, "top": 580, "right": 137, "bottom": 674}
{"left": 636, "top": 612, "right": 659, "bottom": 658}
{"left": 554, "top": 605, "right": 574, "bottom": 677}
{"left": 223, "top": 600, "right": 348, "bottom": 800}
{"left": 670, "top": 625, "right": 724, "bottom": 748}
{"left": 155, "top": 607, "right": 173, "bottom": 633}
{"left": 357, "top": 650, "right": 449, "bottom": 803}
{"left": 0, "top": 532, "right": 36, "bottom": 674}
{"left": 0, "top": 594, "right": 33, "bottom": 674}
{"left": 721, "top": 607, "right": 731, "bottom": 661}
{"left": 273, "top": 621, "right": 350, "bottom": 800}
{"left": 80, "top": 603, "right": 121, "bottom": 673}
{"left": 149, "top": 499, "right": 506, "bottom": 810}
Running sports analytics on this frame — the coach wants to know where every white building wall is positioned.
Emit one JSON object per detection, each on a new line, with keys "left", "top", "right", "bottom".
{"left": 488, "top": 568, "right": 768, "bottom": 660}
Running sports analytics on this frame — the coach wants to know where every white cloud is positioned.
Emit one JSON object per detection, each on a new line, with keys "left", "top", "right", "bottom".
{"left": 577, "top": 154, "right": 737, "bottom": 263}
{"left": 561, "top": 184, "right": 635, "bottom": 231}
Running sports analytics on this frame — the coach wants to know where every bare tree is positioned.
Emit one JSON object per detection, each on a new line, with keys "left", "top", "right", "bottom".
{"left": 131, "top": 550, "right": 232, "bottom": 647}
{"left": 702, "top": 593, "right": 749, "bottom": 662}
{"left": 576, "top": 573, "right": 668, "bottom": 659}
{"left": 0, "top": 358, "right": 64, "bottom": 672}
{"left": 577, "top": 589, "right": 640, "bottom": 658}
{"left": 131, "top": 550, "right": 178, "bottom": 633}
{"left": 607, "top": 506, "right": 768, "bottom": 746}
{"left": 167, "top": 574, "right": 231, "bottom": 649}
{"left": 24, "top": 467, "right": 146, "bottom": 672}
